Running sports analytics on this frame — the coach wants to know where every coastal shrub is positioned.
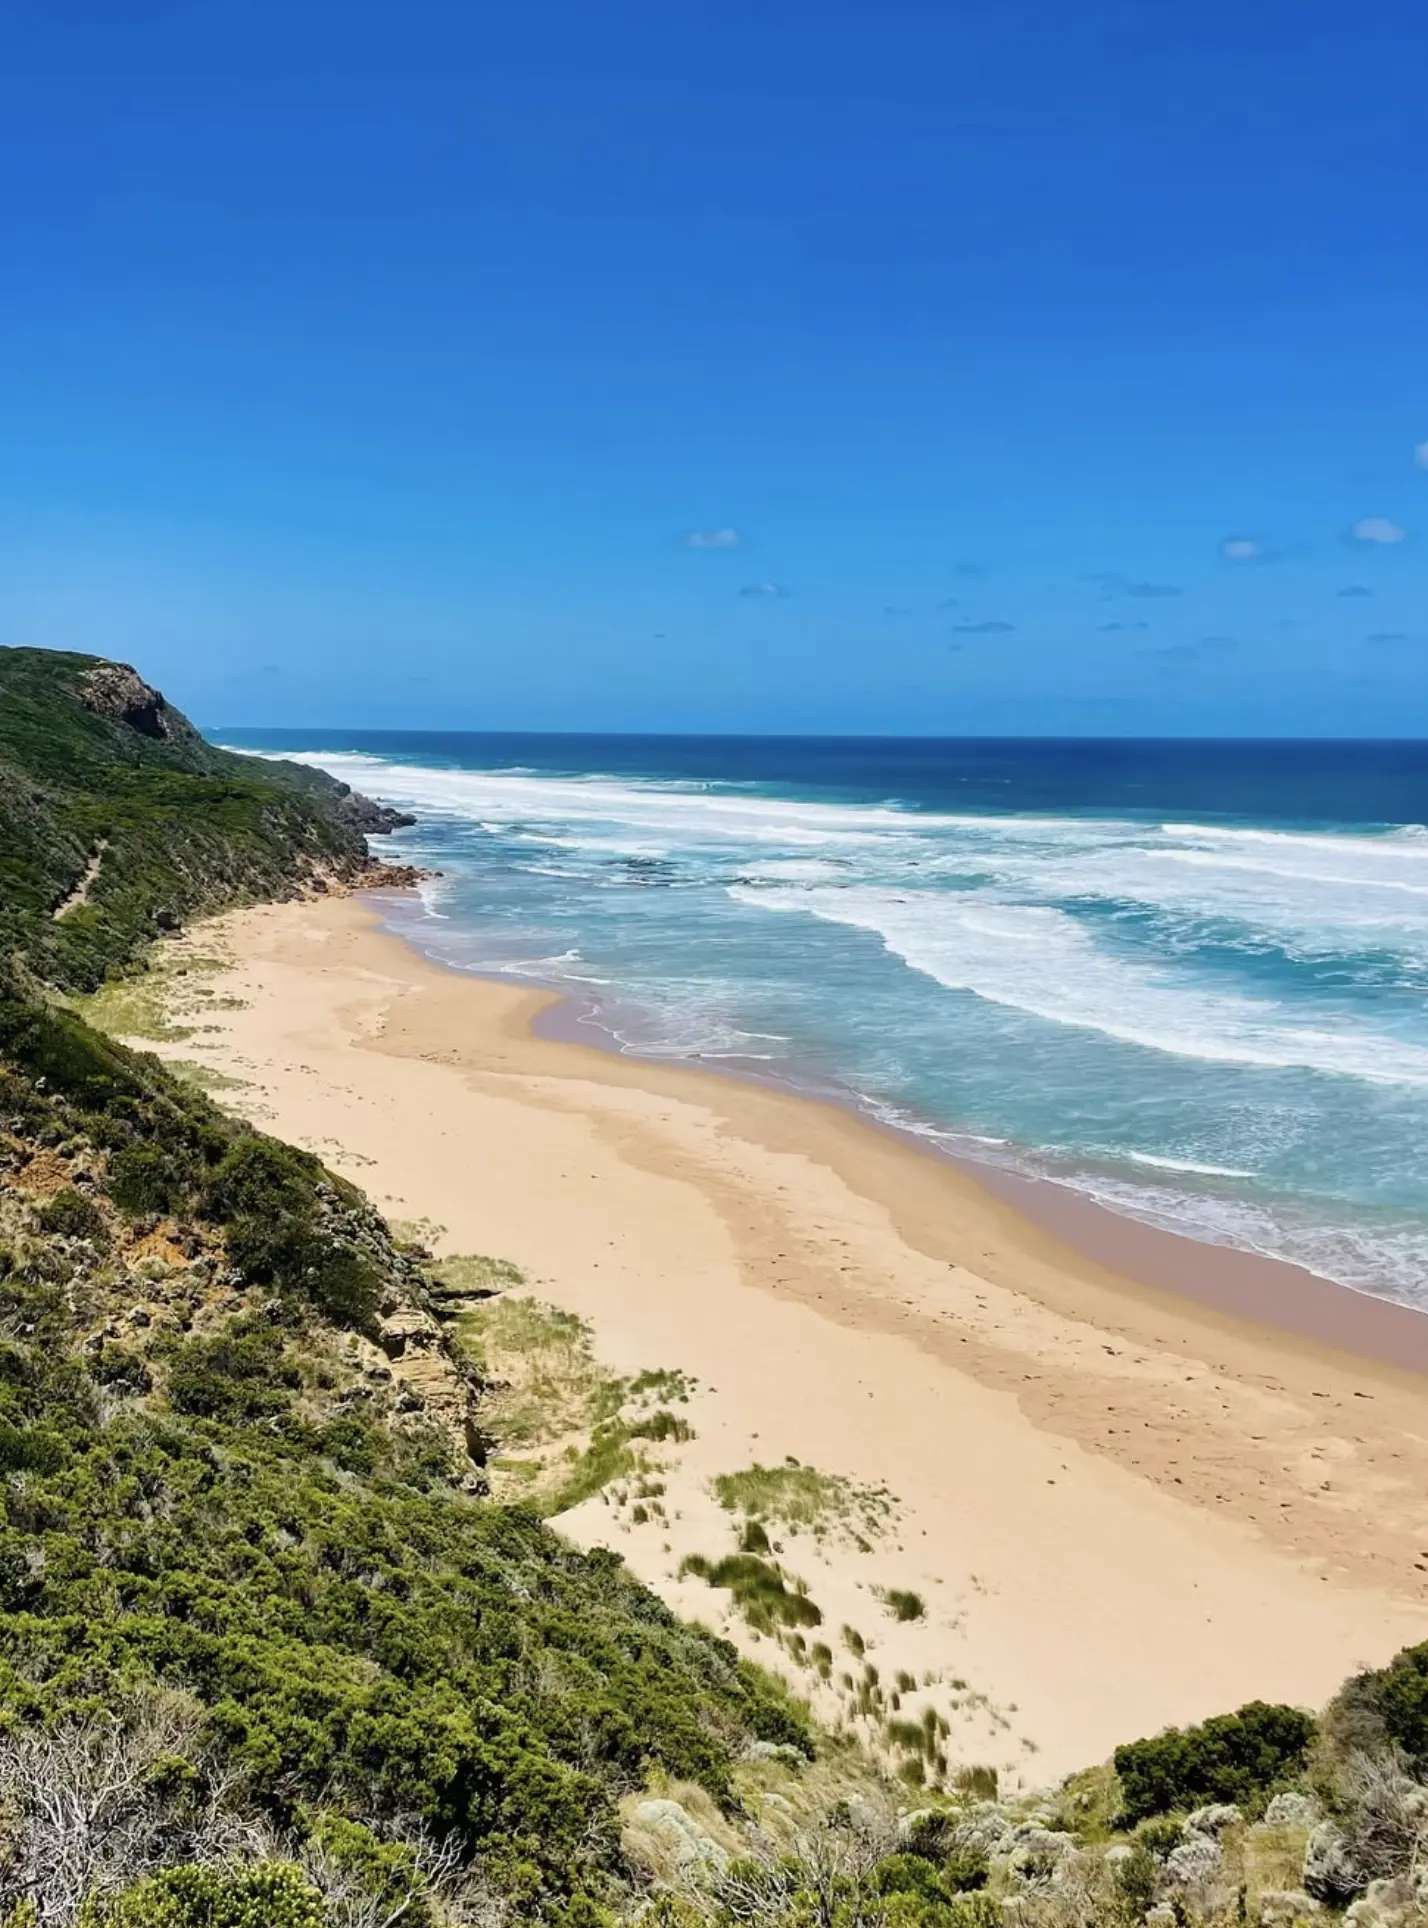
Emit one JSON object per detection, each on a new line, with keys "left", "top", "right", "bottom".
{"left": 0, "top": 1265, "right": 811, "bottom": 1901}
{"left": 225, "top": 1215, "right": 381, "bottom": 1328}
{"left": 34, "top": 1187, "right": 108, "bottom": 1244}
{"left": 203, "top": 1137, "right": 315, "bottom": 1224}
{"left": 164, "top": 1319, "right": 302, "bottom": 1422}
{"left": 1113, "top": 1700, "right": 1317, "bottom": 1824}
{"left": 108, "top": 1144, "right": 191, "bottom": 1217}
{"left": 1325, "top": 1640, "right": 1428, "bottom": 1775}
{"left": 879, "top": 1896, "right": 999, "bottom": 1928}
{"left": 98, "top": 1862, "right": 327, "bottom": 1928}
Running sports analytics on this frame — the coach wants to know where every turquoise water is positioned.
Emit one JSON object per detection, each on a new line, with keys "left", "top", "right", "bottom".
{"left": 226, "top": 732, "right": 1428, "bottom": 1307}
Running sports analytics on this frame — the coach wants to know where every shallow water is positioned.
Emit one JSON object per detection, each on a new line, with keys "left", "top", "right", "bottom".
{"left": 224, "top": 731, "right": 1428, "bottom": 1308}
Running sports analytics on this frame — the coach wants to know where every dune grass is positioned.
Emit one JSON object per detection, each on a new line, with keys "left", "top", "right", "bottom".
{"left": 711, "top": 1457, "right": 897, "bottom": 1546}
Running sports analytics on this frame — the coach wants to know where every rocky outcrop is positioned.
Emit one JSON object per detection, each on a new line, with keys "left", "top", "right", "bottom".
{"left": 997, "top": 1824, "right": 1076, "bottom": 1885}
{"left": 1186, "top": 1803, "right": 1242, "bottom": 1835}
{"left": 628, "top": 1798, "right": 731, "bottom": 1877}
{"left": 79, "top": 662, "right": 197, "bottom": 743}
{"left": 1266, "top": 1793, "right": 1322, "bottom": 1828}
{"left": 1303, "top": 1822, "right": 1367, "bottom": 1905}
{"left": 335, "top": 786, "right": 417, "bottom": 835}
{"left": 1163, "top": 1833, "right": 1223, "bottom": 1890}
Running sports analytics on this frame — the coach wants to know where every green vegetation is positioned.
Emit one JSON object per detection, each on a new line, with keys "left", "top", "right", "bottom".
{"left": 452, "top": 1297, "right": 695, "bottom": 1514}
{"left": 878, "top": 1589, "right": 927, "bottom": 1624}
{"left": 1112, "top": 1700, "right": 1317, "bottom": 1824}
{"left": 711, "top": 1460, "right": 896, "bottom": 1546}
{"left": 0, "top": 984, "right": 811, "bottom": 1921}
{"left": 100, "top": 1865, "right": 328, "bottom": 1928}
{"left": 0, "top": 647, "right": 376, "bottom": 992}
{"left": 680, "top": 1554, "right": 824, "bottom": 1635}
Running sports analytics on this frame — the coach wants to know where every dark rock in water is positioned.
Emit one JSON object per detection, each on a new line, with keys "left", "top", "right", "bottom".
{"left": 79, "top": 662, "right": 199, "bottom": 743}
{"left": 353, "top": 861, "right": 434, "bottom": 891}
{"left": 153, "top": 906, "right": 181, "bottom": 932}
{"left": 335, "top": 786, "right": 417, "bottom": 834}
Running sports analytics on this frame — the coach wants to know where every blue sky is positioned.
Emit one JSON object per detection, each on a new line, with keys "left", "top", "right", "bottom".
{"left": 2, "top": 0, "right": 1427, "bottom": 734}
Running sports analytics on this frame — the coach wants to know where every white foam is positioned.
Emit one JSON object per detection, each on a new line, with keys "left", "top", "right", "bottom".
{"left": 1125, "top": 1151, "right": 1255, "bottom": 1178}
{"left": 729, "top": 883, "right": 1428, "bottom": 1087}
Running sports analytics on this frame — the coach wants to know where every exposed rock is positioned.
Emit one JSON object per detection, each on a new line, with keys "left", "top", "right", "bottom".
{"left": 335, "top": 787, "right": 417, "bottom": 835}
{"left": 998, "top": 1825, "right": 1075, "bottom": 1885}
{"left": 1266, "top": 1793, "right": 1322, "bottom": 1828}
{"left": 1258, "top": 1892, "right": 1323, "bottom": 1925}
{"left": 1104, "top": 1844, "right": 1135, "bottom": 1869}
{"left": 1303, "top": 1822, "right": 1367, "bottom": 1905}
{"left": 742, "top": 1740, "right": 805, "bottom": 1766}
{"left": 351, "top": 860, "right": 433, "bottom": 892}
{"left": 1145, "top": 1906, "right": 1178, "bottom": 1928}
{"left": 1187, "top": 1802, "right": 1242, "bottom": 1835}
{"left": 948, "top": 1803, "right": 1009, "bottom": 1860}
{"left": 1163, "top": 1833, "right": 1223, "bottom": 1889}
{"left": 629, "top": 1798, "right": 730, "bottom": 1876}
{"left": 79, "top": 662, "right": 196, "bottom": 743}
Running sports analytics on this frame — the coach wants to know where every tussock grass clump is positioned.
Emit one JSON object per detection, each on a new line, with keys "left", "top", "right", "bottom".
{"left": 428, "top": 1251, "right": 526, "bottom": 1300}
{"left": 879, "top": 1586, "right": 927, "bottom": 1623}
{"left": 455, "top": 1297, "right": 695, "bottom": 1512}
{"left": 681, "top": 1552, "right": 824, "bottom": 1634}
{"left": 712, "top": 1458, "right": 896, "bottom": 1545}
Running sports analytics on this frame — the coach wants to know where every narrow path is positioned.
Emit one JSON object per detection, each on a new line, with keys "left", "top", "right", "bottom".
{"left": 53, "top": 839, "right": 108, "bottom": 919}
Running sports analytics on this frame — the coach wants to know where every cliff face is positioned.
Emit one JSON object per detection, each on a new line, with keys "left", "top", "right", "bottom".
{"left": 0, "top": 646, "right": 402, "bottom": 991}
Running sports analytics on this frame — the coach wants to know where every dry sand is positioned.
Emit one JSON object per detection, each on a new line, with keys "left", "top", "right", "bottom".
{"left": 144, "top": 892, "right": 1428, "bottom": 1789}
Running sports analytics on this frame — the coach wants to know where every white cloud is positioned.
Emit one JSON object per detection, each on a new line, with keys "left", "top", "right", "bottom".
{"left": 1221, "top": 536, "right": 1261, "bottom": 561}
{"left": 1414, "top": 441, "right": 1428, "bottom": 469}
{"left": 684, "top": 527, "right": 741, "bottom": 550}
{"left": 1351, "top": 517, "right": 1407, "bottom": 545}
{"left": 740, "top": 581, "right": 789, "bottom": 599}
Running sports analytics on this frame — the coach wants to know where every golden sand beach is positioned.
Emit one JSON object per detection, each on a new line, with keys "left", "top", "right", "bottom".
{"left": 135, "top": 891, "right": 1428, "bottom": 1789}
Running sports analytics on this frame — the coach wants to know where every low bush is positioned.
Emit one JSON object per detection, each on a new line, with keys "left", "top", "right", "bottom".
{"left": 164, "top": 1320, "right": 302, "bottom": 1423}
{"left": 1326, "top": 1640, "right": 1428, "bottom": 1776}
{"left": 1113, "top": 1699, "right": 1317, "bottom": 1824}
{"left": 98, "top": 1862, "right": 328, "bottom": 1927}
{"left": 34, "top": 1189, "right": 108, "bottom": 1245}
{"left": 108, "top": 1145, "right": 192, "bottom": 1218}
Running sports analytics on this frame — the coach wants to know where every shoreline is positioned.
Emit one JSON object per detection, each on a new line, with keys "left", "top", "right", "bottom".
{"left": 140, "top": 891, "right": 1428, "bottom": 1785}
{"left": 458, "top": 921, "right": 1428, "bottom": 1379}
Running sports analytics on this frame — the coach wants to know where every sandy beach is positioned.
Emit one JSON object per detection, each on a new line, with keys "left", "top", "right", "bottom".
{"left": 140, "top": 891, "right": 1428, "bottom": 1789}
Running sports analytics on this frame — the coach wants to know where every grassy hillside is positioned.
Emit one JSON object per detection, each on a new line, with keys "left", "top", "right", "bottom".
{"left": 3, "top": 648, "right": 1428, "bottom": 1928}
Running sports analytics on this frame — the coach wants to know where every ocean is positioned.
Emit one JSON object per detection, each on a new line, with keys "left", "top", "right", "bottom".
{"left": 223, "top": 731, "right": 1428, "bottom": 1309}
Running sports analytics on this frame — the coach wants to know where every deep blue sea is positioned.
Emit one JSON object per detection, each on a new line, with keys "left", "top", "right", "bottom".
{"left": 223, "top": 731, "right": 1428, "bottom": 1308}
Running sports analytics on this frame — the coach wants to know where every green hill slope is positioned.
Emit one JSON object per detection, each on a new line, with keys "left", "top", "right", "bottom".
{"left": 0, "top": 649, "right": 810, "bottom": 1926}
{"left": 0, "top": 646, "right": 405, "bottom": 991}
